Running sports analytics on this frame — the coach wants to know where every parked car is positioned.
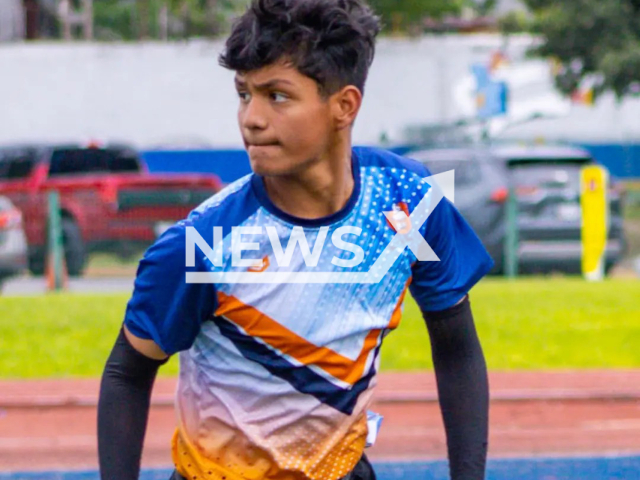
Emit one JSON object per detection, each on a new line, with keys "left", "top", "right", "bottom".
{"left": 408, "top": 144, "right": 626, "bottom": 274}
{"left": 0, "top": 142, "right": 223, "bottom": 277}
{"left": 409, "top": 147, "right": 510, "bottom": 273}
{"left": 0, "top": 195, "right": 27, "bottom": 289}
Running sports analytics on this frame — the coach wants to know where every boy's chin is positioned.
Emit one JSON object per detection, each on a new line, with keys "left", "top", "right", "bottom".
{"left": 249, "top": 158, "right": 299, "bottom": 177}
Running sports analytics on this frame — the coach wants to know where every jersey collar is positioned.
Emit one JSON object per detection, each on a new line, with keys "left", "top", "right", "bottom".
{"left": 250, "top": 149, "right": 361, "bottom": 228}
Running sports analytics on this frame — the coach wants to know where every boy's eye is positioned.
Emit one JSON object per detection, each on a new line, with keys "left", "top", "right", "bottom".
{"left": 238, "top": 91, "right": 250, "bottom": 102}
{"left": 270, "top": 92, "right": 288, "bottom": 103}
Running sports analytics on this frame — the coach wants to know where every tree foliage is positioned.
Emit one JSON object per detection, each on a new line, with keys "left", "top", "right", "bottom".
{"left": 523, "top": 0, "right": 640, "bottom": 100}
{"left": 367, "top": 0, "right": 465, "bottom": 31}
{"left": 93, "top": 0, "right": 244, "bottom": 40}
{"left": 93, "top": 0, "right": 478, "bottom": 39}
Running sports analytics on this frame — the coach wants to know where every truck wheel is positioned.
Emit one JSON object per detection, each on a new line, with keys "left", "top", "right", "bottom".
{"left": 27, "top": 220, "right": 86, "bottom": 277}
{"left": 28, "top": 250, "right": 46, "bottom": 276}
{"left": 62, "top": 218, "right": 87, "bottom": 277}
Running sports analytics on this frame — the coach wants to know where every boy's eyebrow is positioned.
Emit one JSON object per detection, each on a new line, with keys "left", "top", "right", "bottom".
{"left": 234, "top": 77, "right": 295, "bottom": 90}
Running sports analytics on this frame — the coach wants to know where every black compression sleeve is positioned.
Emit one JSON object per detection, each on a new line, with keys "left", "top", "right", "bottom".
{"left": 97, "top": 327, "right": 168, "bottom": 480}
{"left": 423, "top": 296, "right": 489, "bottom": 480}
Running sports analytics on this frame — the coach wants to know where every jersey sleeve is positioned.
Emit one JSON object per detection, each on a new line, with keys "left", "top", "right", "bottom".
{"left": 124, "top": 221, "right": 216, "bottom": 355}
{"left": 409, "top": 196, "right": 494, "bottom": 312}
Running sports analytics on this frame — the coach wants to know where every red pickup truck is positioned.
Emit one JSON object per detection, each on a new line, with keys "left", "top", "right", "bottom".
{"left": 0, "top": 143, "right": 222, "bottom": 276}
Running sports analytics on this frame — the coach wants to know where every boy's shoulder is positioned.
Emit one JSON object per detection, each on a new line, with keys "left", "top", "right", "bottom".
{"left": 184, "top": 173, "right": 260, "bottom": 230}
{"left": 354, "top": 146, "right": 430, "bottom": 178}
{"left": 140, "top": 175, "right": 259, "bottom": 266}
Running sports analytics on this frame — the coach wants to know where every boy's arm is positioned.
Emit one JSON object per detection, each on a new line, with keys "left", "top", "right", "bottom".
{"left": 97, "top": 326, "right": 169, "bottom": 480}
{"left": 96, "top": 220, "right": 215, "bottom": 480}
{"left": 423, "top": 295, "right": 489, "bottom": 480}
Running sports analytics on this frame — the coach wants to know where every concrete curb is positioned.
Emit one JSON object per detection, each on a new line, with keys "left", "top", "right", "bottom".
{"left": 3, "top": 370, "right": 640, "bottom": 409}
{"left": 2, "top": 389, "right": 640, "bottom": 409}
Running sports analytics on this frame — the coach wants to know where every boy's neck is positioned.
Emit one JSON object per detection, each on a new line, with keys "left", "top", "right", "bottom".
{"left": 262, "top": 142, "right": 355, "bottom": 221}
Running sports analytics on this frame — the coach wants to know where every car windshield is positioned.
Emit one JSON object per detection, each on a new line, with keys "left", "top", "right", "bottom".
{"left": 49, "top": 148, "right": 140, "bottom": 176}
{"left": 508, "top": 158, "right": 592, "bottom": 190}
{"left": 0, "top": 149, "right": 37, "bottom": 180}
{"left": 419, "top": 158, "right": 481, "bottom": 186}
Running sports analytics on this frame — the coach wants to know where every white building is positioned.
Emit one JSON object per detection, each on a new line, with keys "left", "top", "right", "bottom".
{"left": 0, "top": 35, "right": 639, "bottom": 149}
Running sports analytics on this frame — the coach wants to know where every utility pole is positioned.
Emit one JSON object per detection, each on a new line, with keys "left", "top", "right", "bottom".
{"left": 159, "top": 1, "right": 169, "bottom": 41}
{"left": 58, "top": 0, "right": 93, "bottom": 40}
{"left": 137, "top": 0, "right": 151, "bottom": 40}
{"left": 206, "top": 0, "right": 218, "bottom": 36}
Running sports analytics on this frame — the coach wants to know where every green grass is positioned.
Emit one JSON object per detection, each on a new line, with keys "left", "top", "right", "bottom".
{"left": 0, "top": 294, "right": 178, "bottom": 378}
{"left": 382, "top": 278, "right": 640, "bottom": 371}
{"left": 1, "top": 278, "right": 639, "bottom": 378}
{"left": 84, "top": 252, "right": 142, "bottom": 278}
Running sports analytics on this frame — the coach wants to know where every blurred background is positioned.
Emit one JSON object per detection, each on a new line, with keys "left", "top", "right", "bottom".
{"left": 1, "top": 0, "right": 639, "bottom": 290}
{"left": 0, "top": 1, "right": 639, "bottom": 480}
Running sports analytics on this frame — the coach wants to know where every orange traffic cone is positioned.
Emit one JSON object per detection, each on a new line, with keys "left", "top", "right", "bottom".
{"left": 46, "top": 250, "right": 69, "bottom": 292}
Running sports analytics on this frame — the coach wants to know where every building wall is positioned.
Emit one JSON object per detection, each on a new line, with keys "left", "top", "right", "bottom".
{"left": 0, "top": 35, "right": 540, "bottom": 148}
{"left": 0, "top": 35, "right": 639, "bottom": 165}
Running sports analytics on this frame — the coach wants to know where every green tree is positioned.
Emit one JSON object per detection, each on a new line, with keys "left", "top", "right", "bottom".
{"left": 470, "top": 0, "right": 498, "bottom": 17}
{"left": 93, "top": 0, "right": 246, "bottom": 40}
{"left": 523, "top": 0, "right": 640, "bottom": 100}
{"left": 93, "top": 0, "right": 138, "bottom": 40}
{"left": 497, "top": 10, "right": 531, "bottom": 35}
{"left": 367, "top": 0, "right": 465, "bottom": 32}
{"left": 94, "top": 0, "right": 475, "bottom": 40}
{"left": 138, "top": 0, "right": 151, "bottom": 38}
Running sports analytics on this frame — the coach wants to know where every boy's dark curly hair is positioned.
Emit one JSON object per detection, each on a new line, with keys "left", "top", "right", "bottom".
{"left": 219, "top": 0, "right": 381, "bottom": 96}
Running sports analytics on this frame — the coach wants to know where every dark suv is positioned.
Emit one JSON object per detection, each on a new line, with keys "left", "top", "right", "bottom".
{"left": 408, "top": 145, "right": 626, "bottom": 275}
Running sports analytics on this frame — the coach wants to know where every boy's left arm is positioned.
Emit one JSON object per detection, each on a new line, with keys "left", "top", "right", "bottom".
{"left": 422, "top": 295, "right": 489, "bottom": 480}
{"left": 404, "top": 176, "right": 493, "bottom": 479}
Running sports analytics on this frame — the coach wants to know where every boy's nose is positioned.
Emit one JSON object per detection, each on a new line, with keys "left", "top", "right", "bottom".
{"left": 241, "top": 98, "right": 268, "bottom": 131}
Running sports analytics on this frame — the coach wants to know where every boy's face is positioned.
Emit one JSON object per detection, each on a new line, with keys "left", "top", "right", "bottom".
{"left": 235, "top": 62, "right": 343, "bottom": 177}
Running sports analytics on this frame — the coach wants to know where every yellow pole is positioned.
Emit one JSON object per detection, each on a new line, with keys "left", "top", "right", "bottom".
{"left": 580, "top": 165, "right": 609, "bottom": 281}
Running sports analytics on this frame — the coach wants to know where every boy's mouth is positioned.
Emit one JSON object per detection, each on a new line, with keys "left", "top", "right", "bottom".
{"left": 247, "top": 143, "right": 281, "bottom": 159}
{"left": 246, "top": 140, "right": 280, "bottom": 147}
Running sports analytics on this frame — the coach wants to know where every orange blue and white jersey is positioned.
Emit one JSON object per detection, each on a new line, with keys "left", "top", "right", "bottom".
{"left": 124, "top": 147, "right": 493, "bottom": 480}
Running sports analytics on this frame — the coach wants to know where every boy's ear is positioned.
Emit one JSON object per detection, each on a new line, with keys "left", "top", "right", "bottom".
{"left": 331, "top": 86, "right": 362, "bottom": 130}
